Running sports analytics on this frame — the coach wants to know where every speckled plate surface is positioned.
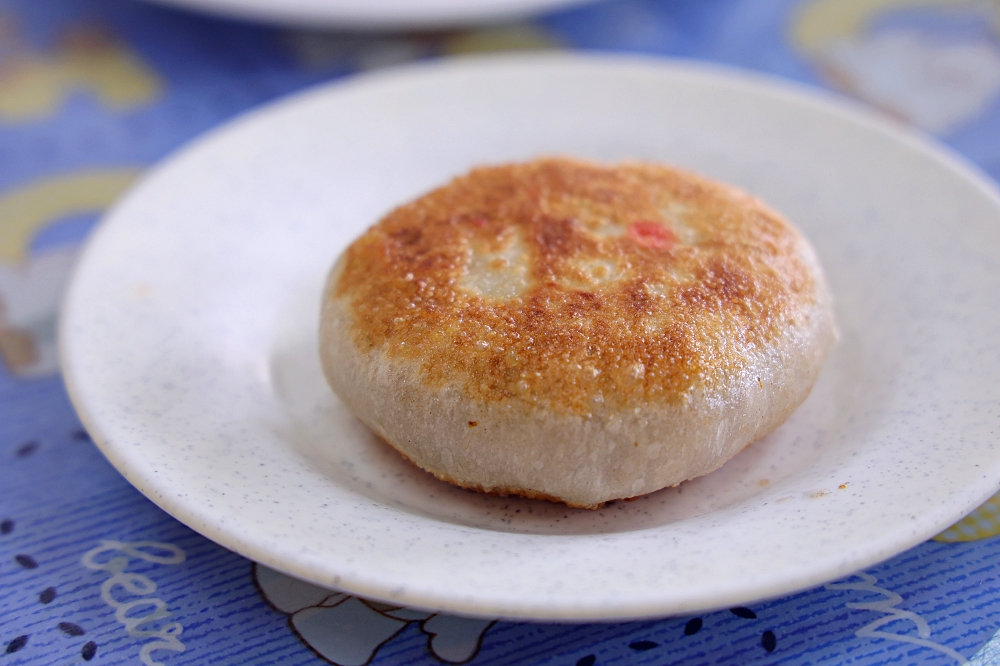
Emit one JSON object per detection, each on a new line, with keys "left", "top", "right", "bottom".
{"left": 138, "top": 0, "right": 593, "bottom": 29}
{"left": 60, "top": 54, "right": 1000, "bottom": 621}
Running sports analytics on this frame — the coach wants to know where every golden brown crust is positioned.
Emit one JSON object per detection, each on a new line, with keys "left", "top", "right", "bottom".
{"left": 332, "top": 157, "right": 818, "bottom": 417}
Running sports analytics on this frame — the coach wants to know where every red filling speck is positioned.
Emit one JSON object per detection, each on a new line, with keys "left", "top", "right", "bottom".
{"left": 628, "top": 220, "right": 675, "bottom": 249}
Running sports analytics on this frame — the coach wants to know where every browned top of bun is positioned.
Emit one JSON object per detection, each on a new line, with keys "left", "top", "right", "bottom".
{"left": 331, "top": 157, "right": 818, "bottom": 416}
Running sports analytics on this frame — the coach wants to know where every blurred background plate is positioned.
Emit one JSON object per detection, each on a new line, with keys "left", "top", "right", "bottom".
{"left": 134, "top": 0, "right": 598, "bottom": 30}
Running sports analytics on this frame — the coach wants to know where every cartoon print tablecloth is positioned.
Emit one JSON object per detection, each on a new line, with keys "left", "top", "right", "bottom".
{"left": 3, "top": 0, "right": 1000, "bottom": 664}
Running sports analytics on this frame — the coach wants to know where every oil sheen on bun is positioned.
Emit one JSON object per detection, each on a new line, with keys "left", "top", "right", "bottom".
{"left": 320, "top": 157, "right": 836, "bottom": 509}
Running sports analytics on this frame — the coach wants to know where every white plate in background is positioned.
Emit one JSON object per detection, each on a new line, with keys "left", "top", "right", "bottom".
{"left": 138, "top": 0, "right": 594, "bottom": 30}
{"left": 61, "top": 54, "right": 1000, "bottom": 620}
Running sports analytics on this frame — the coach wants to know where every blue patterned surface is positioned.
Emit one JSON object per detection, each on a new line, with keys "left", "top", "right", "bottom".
{"left": 2, "top": 0, "right": 1000, "bottom": 663}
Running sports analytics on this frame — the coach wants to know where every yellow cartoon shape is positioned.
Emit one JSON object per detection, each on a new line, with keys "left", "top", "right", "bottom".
{"left": 791, "top": 0, "right": 995, "bottom": 53}
{"left": 0, "top": 23, "right": 161, "bottom": 123}
{"left": 935, "top": 491, "right": 1000, "bottom": 542}
{"left": 790, "top": 0, "right": 1000, "bottom": 134}
{"left": 0, "top": 168, "right": 140, "bottom": 377}
{"left": 443, "top": 24, "right": 562, "bottom": 56}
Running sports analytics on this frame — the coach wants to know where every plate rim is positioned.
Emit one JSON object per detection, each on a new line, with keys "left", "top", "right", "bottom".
{"left": 60, "top": 52, "right": 1000, "bottom": 621}
{"left": 135, "top": 0, "right": 596, "bottom": 30}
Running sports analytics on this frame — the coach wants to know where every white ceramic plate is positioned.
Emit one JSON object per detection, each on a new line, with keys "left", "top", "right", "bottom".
{"left": 138, "top": 0, "right": 592, "bottom": 30}
{"left": 61, "top": 54, "right": 1000, "bottom": 621}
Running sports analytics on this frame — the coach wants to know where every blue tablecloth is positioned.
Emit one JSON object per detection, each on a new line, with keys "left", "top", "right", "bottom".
{"left": 3, "top": 0, "right": 1000, "bottom": 663}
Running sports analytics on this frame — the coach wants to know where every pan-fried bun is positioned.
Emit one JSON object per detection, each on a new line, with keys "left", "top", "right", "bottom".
{"left": 320, "top": 158, "right": 836, "bottom": 509}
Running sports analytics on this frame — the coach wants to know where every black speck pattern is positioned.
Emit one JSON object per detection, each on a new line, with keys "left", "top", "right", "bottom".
{"left": 15, "top": 554, "right": 38, "bottom": 569}
{"left": 0, "top": 518, "right": 12, "bottom": 535}
{"left": 81, "top": 641, "right": 97, "bottom": 661}
{"left": 39, "top": 587, "right": 56, "bottom": 604}
{"left": 58, "top": 623, "right": 85, "bottom": 637}
{"left": 731, "top": 607, "right": 757, "bottom": 619}
{"left": 5, "top": 635, "right": 27, "bottom": 654}
{"left": 762, "top": 630, "right": 776, "bottom": 653}
{"left": 628, "top": 640, "right": 658, "bottom": 651}
{"left": 576, "top": 655, "right": 596, "bottom": 666}
{"left": 684, "top": 618, "right": 702, "bottom": 636}
{"left": 72, "top": 429, "right": 91, "bottom": 441}
{"left": 15, "top": 441, "right": 38, "bottom": 457}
